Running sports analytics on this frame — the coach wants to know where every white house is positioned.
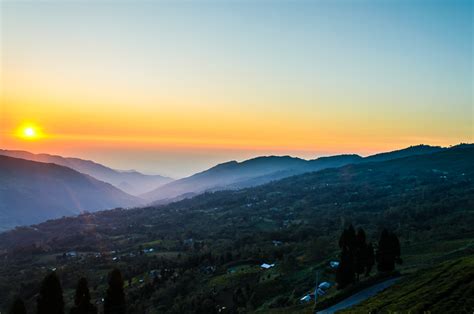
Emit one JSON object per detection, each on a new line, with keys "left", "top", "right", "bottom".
{"left": 300, "top": 294, "right": 312, "bottom": 303}
{"left": 319, "top": 281, "right": 331, "bottom": 290}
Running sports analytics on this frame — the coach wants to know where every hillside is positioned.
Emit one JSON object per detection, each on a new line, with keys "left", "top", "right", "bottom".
{"left": 363, "top": 144, "right": 444, "bottom": 162}
{"left": 0, "top": 145, "right": 472, "bottom": 313}
{"left": 140, "top": 145, "right": 446, "bottom": 203}
{"left": 340, "top": 255, "right": 474, "bottom": 313}
{"left": 141, "top": 154, "right": 362, "bottom": 202}
{"left": 0, "top": 150, "right": 173, "bottom": 195}
{"left": 0, "top": 155, "right": 142, "bottom": 230}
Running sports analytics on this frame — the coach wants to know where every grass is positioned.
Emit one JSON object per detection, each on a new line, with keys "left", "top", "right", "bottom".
{"left": 209, "top": 265, "right": 260, "bottom": 287}
{"left": 339, "top": 255, "right": 474, "bottom": 313}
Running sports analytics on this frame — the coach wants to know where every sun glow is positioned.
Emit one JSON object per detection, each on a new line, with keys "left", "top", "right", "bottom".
{"left": 16, "top": 124, "right": 44, "bottom": 140}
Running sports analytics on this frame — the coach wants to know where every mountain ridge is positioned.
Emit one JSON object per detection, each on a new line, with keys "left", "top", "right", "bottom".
{"left": 0, "top": 155, "right": 142, "bottom": 230}
{"left": 0, "top": 149, "right": 173, "bottom": 195}
{"left": 141, "top": 145, "right": 446, "bottom": 203}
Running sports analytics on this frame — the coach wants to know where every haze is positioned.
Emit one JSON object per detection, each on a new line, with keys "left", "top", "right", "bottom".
{"left": 1, "top": 0, "right": 472, "bottom": 177}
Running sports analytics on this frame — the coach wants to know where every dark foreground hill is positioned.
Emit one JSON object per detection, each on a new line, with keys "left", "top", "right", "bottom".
{"left": 0, "top": 149, "right": 173, "bottom": 195}
{"left": 0, "top": 155, "right": 142, "bottom": 230}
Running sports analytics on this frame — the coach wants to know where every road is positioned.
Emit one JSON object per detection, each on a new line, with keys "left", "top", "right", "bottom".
{"left": 316, "top": 277, "right": 401, "bottom": 314}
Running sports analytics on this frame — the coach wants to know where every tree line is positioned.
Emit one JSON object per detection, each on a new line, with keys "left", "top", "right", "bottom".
{"left": 9, "top": 269, "right": 126, "bottom": 314}
{"left": 336, "top": 225, "right": 402, "bottom": 289}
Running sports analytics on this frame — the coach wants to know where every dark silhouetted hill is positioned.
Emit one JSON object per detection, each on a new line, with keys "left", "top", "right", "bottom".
{"left": 0, "top": 150, "right": 173, "bottom": 195}
{"left": 141, "top": 154, "right": 362, "bottom": 203}
{"left": 0, "top": 155, "right": 142, "bottom": 230}
{"left": 141, "top": 145, "right": 448, "bottom": 203}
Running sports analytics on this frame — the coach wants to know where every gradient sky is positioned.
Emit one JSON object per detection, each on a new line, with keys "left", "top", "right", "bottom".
{"left": 1, "top": 0, "right": 472, "bottom": 177}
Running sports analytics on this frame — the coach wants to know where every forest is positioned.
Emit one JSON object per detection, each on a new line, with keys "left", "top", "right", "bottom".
{"left": 1, "top": 145, "right": 473, "bottom": 313}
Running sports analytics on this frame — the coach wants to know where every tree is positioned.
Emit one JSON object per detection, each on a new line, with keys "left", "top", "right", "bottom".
{"left": 338, "top": 224, "right": 356, "bottom": 252}
{"left": 70, "top": 277, "right": 97, "bottom": 314}
{"left": 37, "top": 272, "right": 64, "bottom": 314}
{"left": 365, "top": 243, "right": 375, "bottom": 276}
{"left": 9, "top": 297, "right": 27, "bottom": 314}
{"left": 354, "top": 228, "right": 368, "bottom": 280}
{"left": 104, "top": 269, "right": 126, "bottom": 314}
{"left": 337, "top": 225, "right": 375, "bottom": 288}
{"left": 336, "top": 225, "right": 357, "bottom": 289}
{"left": 336, "top": 247, "right": 355, "bottom": 289}
{"left": 376, "top": 229, "right": 402, "bottom": 272}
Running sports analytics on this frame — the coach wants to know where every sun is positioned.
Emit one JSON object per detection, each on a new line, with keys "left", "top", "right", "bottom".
{"left": 24, "top": 127, "right": 36, "bottom": 138}
{"left": 16, "top": 124, "right": 44, "bottom": 140}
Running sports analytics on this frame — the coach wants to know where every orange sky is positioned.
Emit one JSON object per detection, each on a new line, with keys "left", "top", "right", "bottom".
{"left": 1, "top": 1, "right": 472, "bottom": 177}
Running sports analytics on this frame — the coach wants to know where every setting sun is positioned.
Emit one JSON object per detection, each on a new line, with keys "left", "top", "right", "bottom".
{"left": 16, "top": 124, "right": 43, "bottom": 140}
{"left": 24, "top": 127, "right": 35, "bottom": 137}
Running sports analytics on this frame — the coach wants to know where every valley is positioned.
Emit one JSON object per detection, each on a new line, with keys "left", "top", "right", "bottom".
{"left": 0, "top": 145, "right": 472, "bottom": 313}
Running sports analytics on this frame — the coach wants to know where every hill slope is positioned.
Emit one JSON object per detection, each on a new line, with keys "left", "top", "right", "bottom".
{"left": 141, "top": 145, "right": 446, "bottom": 203}
{"left": 0, "top": 150, "right": 173, "bottom": 195}
{"left": 141, "top": 154, "right": 362, "bottom": 202}
{"left": 0, "top": 145, "right": 472, "bottom": 313}
{"left": 0, "top": 155, "right": 142, "bottom": 230}
{"left": 341, "top": 255, "right": 474, "bottom": 313}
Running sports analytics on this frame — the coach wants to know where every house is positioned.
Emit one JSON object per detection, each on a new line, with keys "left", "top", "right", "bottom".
{"left": 57, "top": 251, "right": 78, "bottom": 261}
{"left": 260, "top": 263, "right": 275, "bottom": 269}
{"left": 300, "top": 294, "right": 312, "bottom": 303}
{"left": 201, "top": 265, "right": 216, "bottom": 274}
{"left": 66, "top": 251, "right": 77, "bottom": 258}
{"left": 319, "top": 281, "right": 331, "bottom": 290}
{"left": 316, "top": 288, "right": 326, "bottom": 296}
{"left": 183, "top": 238, "right": 194, "bottom": 245}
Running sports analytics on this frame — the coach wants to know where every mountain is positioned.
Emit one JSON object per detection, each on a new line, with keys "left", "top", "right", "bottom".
{"left": 141, "top": 154, "right": 362, "bottom": 202}
{"left": 363, "top": 144, "right": 445, "bottom": 162}
{"left": 0, "top": 155, "right": 142, "bottom": 231}
{"left": 0, "top": 144, "right": 472, "bottom": 313}
{"left": 141, "top": 145, "right": 447, "bottom": 203}
{"left": 0, "top": 150, "right": 173, "bottom": 195}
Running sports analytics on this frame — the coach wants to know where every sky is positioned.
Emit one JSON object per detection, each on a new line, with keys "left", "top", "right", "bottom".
{"left": 0, "top": 0, "right": 472, "bottom": 177}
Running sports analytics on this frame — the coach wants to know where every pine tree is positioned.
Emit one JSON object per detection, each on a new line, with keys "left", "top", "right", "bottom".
{"left": 9, "top": 297, "right": 27, "bottom": 314}
{"left": 37, "top": 272, "right": 64, "bottom": 314}
{"left": 354, "top": 228, "right": 368, "bottom": 280}
{"left": 365, "top": 243, "right": 375, "bottom": 276}
{"left": 339, "top": 224, "right": 356, "bottom": 251}
{"left": 376, "top": 229, "right": 402, "bottom": 272}
{"left": 336, "top": 247, "right": 354, "bottom": 289}
{"left": 336, "top": 225, "right": 357, "bottom": 289}
{"left": 104, "top": 269, "right": 126, "bottom": 314}
{"left": 70, "top": 277, "right": 97, "bottom": 314}
{"left": 337, "top": 225, "right": 376, "bottom": 287}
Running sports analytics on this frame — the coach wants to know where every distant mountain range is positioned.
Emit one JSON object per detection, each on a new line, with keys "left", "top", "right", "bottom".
{"left": 0, "top": 150, "right": 173, "bottom": 195}
{"left": 141, "top": 145, "right": 445, "bottom": 203}
{"left": 0, "top": 155, "right": 142, "bottom": 231}
{"left": 0, "top": 144, "right": 450, "bottom": 230}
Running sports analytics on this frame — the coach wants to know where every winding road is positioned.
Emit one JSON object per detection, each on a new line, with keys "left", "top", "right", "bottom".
{"left": 316, "top": 277, "right": 401, "bottom": 314}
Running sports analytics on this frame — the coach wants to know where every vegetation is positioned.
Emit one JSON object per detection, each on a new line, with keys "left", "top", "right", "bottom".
{"left": 336, "top": 225, "right": 377, "bottom": 289}
{"left": 70, "top": 277, "right": 97, "bottom": 314}
{"left": 104, "top": 269, "right": 126, "bottom": 314}
{"left": 341, "top": 255, "right": 474, "bottom": 313}
{"left": 0, "top": 145, "right": 473, "bottom": 313}
{"left": 36, "top": 272, "right": 64, "bottom": 314}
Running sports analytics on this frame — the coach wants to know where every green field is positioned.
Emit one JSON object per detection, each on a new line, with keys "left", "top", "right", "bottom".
{"left": 340, "top": 255, "right": 474, "bottom": 313}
